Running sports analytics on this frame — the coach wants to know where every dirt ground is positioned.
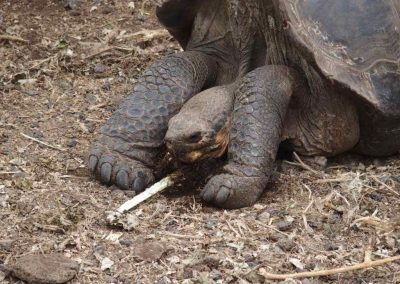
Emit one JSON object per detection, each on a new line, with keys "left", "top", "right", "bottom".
{"left": 1, "top": 1, "right": 400, "bottom": 283}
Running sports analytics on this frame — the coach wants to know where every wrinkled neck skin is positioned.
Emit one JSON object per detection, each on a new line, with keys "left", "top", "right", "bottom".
{"left": 164, "top": 0, "right": 286, "bottom": 164}
{"left": 187, "top": 0, "right": 267, "bottom": 85}
{"left": 165, "top": 84, "right": 235, "bottom": 163}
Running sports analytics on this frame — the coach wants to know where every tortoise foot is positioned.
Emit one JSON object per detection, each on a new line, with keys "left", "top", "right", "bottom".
{"left": 88, "top": 142, "right": 154, "bottom": 194}
{"left": 200, "top": 174, "right": 264, "bottom": 209}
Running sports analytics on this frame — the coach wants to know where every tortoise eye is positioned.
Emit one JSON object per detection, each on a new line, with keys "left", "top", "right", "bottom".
{"left": 186, "top": 131, "right": 202, "bottom": 143}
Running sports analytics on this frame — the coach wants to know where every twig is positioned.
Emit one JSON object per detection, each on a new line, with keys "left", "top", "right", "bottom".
{"left": 0, "top": 34, "right": 28, "bottom": 43}
{"left": 0, "top": 171, "right": 22, "bottom": 175}
{"left": 292, "top": 152, "right": 323, "bottom": 176}
{"left": 121, "top": 29, "right": 169, "bottom": 41}
{"left": 84, "top": 46, "right": 133, "bottom": 60}
{"left": 20, "top": 132, "right": 65, "bottom": 151}
{"left": 255, "top": 220, "right": 290, "bottom": 237}
{"left": 117, "top": 175, "right": 177, "bottom": 214}
{"left": 106, "top": 173, "right": 180, "bottom": 225}
{"left": 372, "top": 176, "right": 400, "bottom": 196}
{"left": 163, "top": 232, "right": 202, "bottom": 239}
{"left": 259, "top": 255, "right": 400, "bottom": 280}
{"left": 29, "top": 56, "right": 56, "bottom": 70}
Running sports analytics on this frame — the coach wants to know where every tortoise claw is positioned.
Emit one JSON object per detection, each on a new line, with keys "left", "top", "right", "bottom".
{"left": 88, "top": 155, "right": 98, "bottom": 173}
{"left": 132, "top": 175, "right": 146, "bottom": 194}
{"left": 201, "top": 174, "right": 264, "bottom": 209}
{"left": 215, "top": 186, "right": 231, "bottom": 204}
{"left": 88, "top": 143, "right": 154, "bottom": 192}
{"left": 100, "top": 162, "right": 112, "bottom": 184}
{"left": 116, "top": 170, "right": 129, "bottom": 190}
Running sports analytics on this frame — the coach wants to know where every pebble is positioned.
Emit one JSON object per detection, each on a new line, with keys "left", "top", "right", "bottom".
{"left": 256, "top": 211, "right": 270, "bottom": 222}
{"left": 84, "top": 121, "right": 96, "bottom": 133}
{"left": 156, "top": 276, "right": 172, "bottom": 284}
{"left": 277, "top": 238, "right": 296, "bottom": 252}
{"left": 66, "top": 139, "right": 78, "bottom": 148}
{"left": 119, "top": 239, "right": 133, "bottom": 247}
{"left": 357, "top": 163, "right": 366, "bottom": 171}
{"left": 64, "top": 0, "right": 81, "bottom": 10}
{"left": 11, "top": 254, "right": 79, "bottom": 284}
{"left": 325, "top": 243, "right": 339, "bottom": 251}
{"left": 370, "top": 192, "right": 383, "bottom": 202}
{"left": 276, "top": 220, "right": 292, "bottom": 232}
{"left": 205, "top": 219, "right": 218, "bottom": 229}
{"left": 124, "top": 190, "right": 135, "bottom": 198}
{"left": 94, "top": 244, "right": 106, "bottom": 255}
{"left": 0, "top": 239, "right": 14, "bottom": 251}
{"left": 94, "top": 63, "right": 107, "bottom": 73}
{"left": 132, "top": 241, "right": 166, "bottom": 261}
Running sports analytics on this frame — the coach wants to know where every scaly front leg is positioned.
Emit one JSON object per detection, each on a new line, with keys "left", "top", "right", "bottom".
{"left": 89, "top": 51, "right": 217, "bottom": 193}
{"left": 201, "top": 65, "right": 302, "bottom": 208}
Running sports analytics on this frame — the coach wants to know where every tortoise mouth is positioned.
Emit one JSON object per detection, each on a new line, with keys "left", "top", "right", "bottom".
{"left": 166, "top": 125, "right": 230, "bottom": 163}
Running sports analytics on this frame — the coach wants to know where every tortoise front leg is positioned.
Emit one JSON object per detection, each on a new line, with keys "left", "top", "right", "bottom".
{"left": 89, "top": 51, "right": 218, "bottom": 193}
{"left": 201, "top": 65, "right": 302, "bottom": 208}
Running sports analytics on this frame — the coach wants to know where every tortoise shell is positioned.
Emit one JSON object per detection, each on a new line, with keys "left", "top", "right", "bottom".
{"left": 157, "top": 0, "right": 400, "bottom": 116}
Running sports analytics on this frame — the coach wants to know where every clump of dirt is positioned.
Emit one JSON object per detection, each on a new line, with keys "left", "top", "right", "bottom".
{"left": 1, "top": 1, "right": 399, "bottom": 283}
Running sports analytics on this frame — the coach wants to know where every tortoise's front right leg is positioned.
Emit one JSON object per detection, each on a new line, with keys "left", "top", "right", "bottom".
{"left": 201, "top": 65, "right": 303, "bottom": 208}
{"left": 89, "top": 51, "right": 217, "bottom": 193}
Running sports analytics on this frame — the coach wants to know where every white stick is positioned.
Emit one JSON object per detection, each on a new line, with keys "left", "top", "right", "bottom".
{"left": 106, "top": 174, "right": 177, "bottom": 226}
{"left": 117, "top": 175, "right": 175, "bottom": 213}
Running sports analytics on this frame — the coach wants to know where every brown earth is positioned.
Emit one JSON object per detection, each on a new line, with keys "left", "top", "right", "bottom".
{"left": 0, "top": 1, "right": 399, "bottom": 283}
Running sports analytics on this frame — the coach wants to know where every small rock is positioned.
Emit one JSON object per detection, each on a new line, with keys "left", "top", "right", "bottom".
{"left": 120, "top": 277, "right": 132, "bottom": 284}
{"left": 11, "top": 254, "right": 79, "bottom": 284}
{"left": 94, "top": 245, "right": 106, "bottom": 255}
{"left": 119, "top": 239, "right": 133, "bottom": 247}
{"left": 101, "top": 7, "right": 113, "bottom": 14}
{"left": 205, "top": 219, "right": 218, "bottom": 229}
{"left": 94, "top": 63, "right": 107, "bottom": 73}
{"left": 267, "top": 232, "right": 281, "bottom": 242}
{"left": 256, "top": 211, "right": 270, "bottom": 222}
{"left": 102, "top": 81, "right": 111, "bottom": 91}
{"left": 157, "top": 276, "right": 172, "bottom": 284}
{"left": 0, "top": 239, "right": 14, "bottom": 251}
{"left": 111, "top": 189, "right": 125, "bottom": 197}
{"left": 202, "top": 256, "right": 220, "bottom": 269}
{"left": 370, "top": 192, "right": 383, "bottom": 202}
{"left": 100, "top": 257, "right": 114, "bottom": 271}
{"left": 125, "top": 214, "right": 139, "bottom": 231}
{"left": 277, "top": 238, "right": 296, "bottom": 252}
{"left": 124, "top": 190, "right": 135, "bottom": 198}
{"left": 84, "top": 121, "right": 96, "bottom": 133}
{"left": 357, "top": 163, "right": 366, "bottom": 171}
{"left": 303, "top": 156, "right": 327, "bottom": 169}
{"left": 325, "top": 243, "right": 339, "bottom": 251}
{"left": 289, "top": 258, "right": 304, "bottom": 270}
{"left": 66, "top": 139, "right": 78, "bottom": 148}
{"left": 64, "top": 0, "right": 81, "bottom": 10}
{"left": 32, "top": 131, "right": 44, "bottom": 139}
{"left": 106, "top": 276, "right": 118, "bottom": 283}
{"left": 128, "top": 2, "right": 135, "bottom": 9}
{"left": 133, "top": 241, "right": 166, "bottom": 261}
{"left": 276, "top": 220, "right": 292, "bottom": 232}
{"left": 23, "top": 89, "right": 40, "bottom": 96}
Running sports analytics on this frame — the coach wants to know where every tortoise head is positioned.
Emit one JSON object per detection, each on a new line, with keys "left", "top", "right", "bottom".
{"left": 165, "top": 85, "right": 234, "bottom": 163}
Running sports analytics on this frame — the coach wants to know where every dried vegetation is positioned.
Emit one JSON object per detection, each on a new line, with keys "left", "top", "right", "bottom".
{"left": 0, "top": 0, "right": 399, "bottom": 283}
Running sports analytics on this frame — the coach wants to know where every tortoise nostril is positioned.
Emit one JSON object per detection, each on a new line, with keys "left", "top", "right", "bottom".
{"left": 186, "top": 131, "right": 202, "bottom": 143}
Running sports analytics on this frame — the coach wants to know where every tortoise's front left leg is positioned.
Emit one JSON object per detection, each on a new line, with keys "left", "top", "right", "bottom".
{"left": 89, "top": 51, "right": 217, "bottom": 193}
{"left": 201, "top": 65, "right": 304, "bottom": 208}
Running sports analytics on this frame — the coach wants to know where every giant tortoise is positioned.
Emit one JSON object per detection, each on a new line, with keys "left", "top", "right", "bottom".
{"left": 88, "top": 0, "right": 400, "bottom": 208}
